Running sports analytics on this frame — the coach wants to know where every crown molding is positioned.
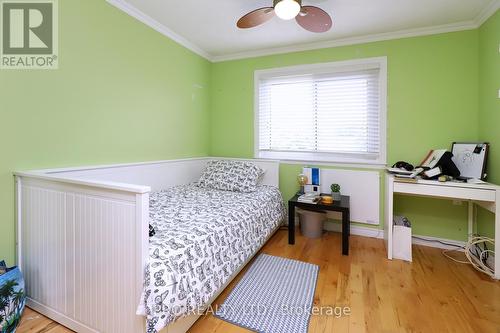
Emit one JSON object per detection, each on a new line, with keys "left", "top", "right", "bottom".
{"left": 211, "top": 21, "right": 478, "bottom": 62}
{"left": 106, "top": 0, "right": 214, "bottom": 61}
{"left": 107, "top": 0, "right": 499, "bottom": 64}
{"left": 474, "top": 0, "right": 500, "bottom": 26}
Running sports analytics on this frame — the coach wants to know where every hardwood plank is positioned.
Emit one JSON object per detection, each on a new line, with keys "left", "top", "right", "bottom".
{"left": 17, "top": 230, "right": 500, "bottom": 333}
{"left": 17, "top": 308, "right": 72, "bottom": 333}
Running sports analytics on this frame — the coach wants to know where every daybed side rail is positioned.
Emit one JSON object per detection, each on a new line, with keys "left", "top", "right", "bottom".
{"left": 16, "top": 175, "right": 149, "bottom": 333}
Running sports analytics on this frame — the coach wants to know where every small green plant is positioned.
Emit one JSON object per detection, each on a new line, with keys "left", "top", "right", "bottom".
{"left": 330, "top": 184, "right": 341, "bottom": 193}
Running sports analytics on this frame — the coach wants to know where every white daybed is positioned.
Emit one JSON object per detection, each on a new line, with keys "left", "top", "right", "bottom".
{"left": 14, "top": 157, "right": 282, "bottom": 333}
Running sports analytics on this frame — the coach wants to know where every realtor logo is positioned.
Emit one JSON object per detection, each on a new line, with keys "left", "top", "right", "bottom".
{"left": 1, "top": 0, "right": 58, "bottom": 69}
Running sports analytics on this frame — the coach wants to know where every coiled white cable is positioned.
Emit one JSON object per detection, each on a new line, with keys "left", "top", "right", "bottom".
{"left": 417, "top": 235, "right": 495, "bottom": 278}
{"left": 464, "top": 236, "right": 495, "bottom": 278}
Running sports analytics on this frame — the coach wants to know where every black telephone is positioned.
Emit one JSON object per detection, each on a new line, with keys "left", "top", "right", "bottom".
{"left": 392, "top": 161, "right": 414, "bottom": 171}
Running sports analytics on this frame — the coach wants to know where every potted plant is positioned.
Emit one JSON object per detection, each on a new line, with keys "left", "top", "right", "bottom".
{"left": 330, "top": 183, "right": 341, "bottom": 201}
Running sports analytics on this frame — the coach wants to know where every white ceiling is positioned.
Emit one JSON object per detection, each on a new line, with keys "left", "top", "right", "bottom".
{"left": 109, "top": 0, "right": 500, "bottom": 61}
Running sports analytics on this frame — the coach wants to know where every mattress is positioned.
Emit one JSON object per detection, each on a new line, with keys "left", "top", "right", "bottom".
{"left": 137, "top": 184, "right": 286, "bottom": 333}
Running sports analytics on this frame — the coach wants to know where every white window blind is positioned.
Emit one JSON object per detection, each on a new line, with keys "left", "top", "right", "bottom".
{"left": 256, "top": 60, "right": 386, "bottom": 165}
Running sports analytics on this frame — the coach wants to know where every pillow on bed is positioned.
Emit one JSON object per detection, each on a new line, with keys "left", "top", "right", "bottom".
{"left": 197, "top": 160, "right": 264, "bottom": 192}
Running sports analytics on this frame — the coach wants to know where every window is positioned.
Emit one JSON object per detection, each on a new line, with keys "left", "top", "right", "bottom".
{"left": 255, "top": 57, "right": 387, "bottom": 165}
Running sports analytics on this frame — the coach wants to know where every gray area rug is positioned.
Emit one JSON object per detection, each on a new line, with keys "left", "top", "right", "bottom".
{"left": 215, "top": 254, "right": 319, "bottom": 333}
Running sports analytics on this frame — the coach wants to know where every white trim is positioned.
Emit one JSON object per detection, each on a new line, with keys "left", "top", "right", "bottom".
{"left": 253, "top": 57, "right": 387, "bottom": 78}
{"left": 411, "top": 235, "right": 466, "bottom": 250}
{"left": 254, "top": 57, "right": 387, "bottom": 166}
{"left": 254, "top": 70, "right": 260, "bottom": 165}
{"left": 378, "top": 57, "right": 388, "bottom": 165}
{"left": 323, "top": 221, "right": 468, "bottom": 250}
{"left": 15, "top": 176, "right": 22, "bottom": 267}
{"left": 106, "top": 0, "right": 213, "bottom": 61}
{"left": 106, "top": 0, "right": 498, "bottom": 63}
{"left": 474, "top": 0, "right": 500, "bottom": 26}
{"left": 16, "top": 157, "right": 209, "bottom": 175}
{"left": 213, "top": 21, "right": 477, "bottom": 62}
{"left": 20, "top": 156, "right": 278, "bottom": 175}
{"left": 258, "top": 151, "right": 383, "bottom": 165}
{"left": 270, "top": 159, "right": 386, "bottom": 170}
{"left": 324, "top": 221, "right": 384, "bottom": 239}
{"left": 13, "top": 171, "right": 151, "bottom": 194}
{"left": 27, "top": 298, "right": 98, "bottom": 333}
{"left": 136, "top": 193, "right": 150, "bottom": 290}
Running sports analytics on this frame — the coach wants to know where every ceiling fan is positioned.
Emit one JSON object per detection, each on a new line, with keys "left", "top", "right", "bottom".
{"left": 237, "top": 0, "right": 332, "bottom": 33}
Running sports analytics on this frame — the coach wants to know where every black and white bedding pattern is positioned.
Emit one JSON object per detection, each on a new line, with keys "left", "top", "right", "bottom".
{"left": 137, "top": 184, "right": 286, "bottom": 333}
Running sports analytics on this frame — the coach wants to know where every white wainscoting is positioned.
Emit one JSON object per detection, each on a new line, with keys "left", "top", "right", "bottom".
{"left": 19, "top": 178, "right": 147, "bottom": 333}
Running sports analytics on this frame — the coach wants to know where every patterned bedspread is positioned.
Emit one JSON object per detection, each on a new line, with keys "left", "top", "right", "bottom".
{"left": 137, "top": 184, "right": 286, "bottom": 333}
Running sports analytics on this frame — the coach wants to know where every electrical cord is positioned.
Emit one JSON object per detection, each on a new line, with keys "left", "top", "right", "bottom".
{"left": 412, "top": 235, "right": 464, "bottom": 248}
{"left": 464, "top": 236, "right": 495, "bottom": 277}
{"left": 411, "top": 235, "right": 470, "bottom": 264}
{"left": 438, "top": 235, "right": 495, "bottom": 278}
{"left": 413, "top": 235, "right": 496, "bottom": 277}
{"left": 442, "top": 248, "right": 470, "bottom": 264}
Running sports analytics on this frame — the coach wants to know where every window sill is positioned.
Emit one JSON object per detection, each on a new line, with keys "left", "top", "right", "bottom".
{"left": 257, "top": 151, "right": 386, "bottom": 169}
{"left": 276, "top": 159, "right": 386, "bottom": 170}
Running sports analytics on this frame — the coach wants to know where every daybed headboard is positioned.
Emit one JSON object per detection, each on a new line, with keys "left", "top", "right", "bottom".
{"left": 16, "top": 157, "right": 280, "bottom": 192}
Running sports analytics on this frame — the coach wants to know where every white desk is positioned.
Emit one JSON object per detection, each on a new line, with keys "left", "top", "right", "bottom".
{"left": 384, "top": 174, "right": 500, "bottom": 279}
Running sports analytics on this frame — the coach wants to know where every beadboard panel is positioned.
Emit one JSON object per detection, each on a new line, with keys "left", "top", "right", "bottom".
{"left": 20, "top": 181, "right": 145, "bottom": 333}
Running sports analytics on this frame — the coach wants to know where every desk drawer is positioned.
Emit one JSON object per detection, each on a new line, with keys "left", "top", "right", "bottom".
{"left": 394, "top": 183, "right": 496, "bottom": 202}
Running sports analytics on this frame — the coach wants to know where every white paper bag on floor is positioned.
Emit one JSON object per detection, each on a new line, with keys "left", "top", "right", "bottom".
{"left": 393, "top": 225, "right": 412, "bottom": 262}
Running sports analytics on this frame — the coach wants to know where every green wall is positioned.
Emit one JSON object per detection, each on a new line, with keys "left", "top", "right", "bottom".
{"left": 477, "top": 10, "right": 500, "bottom": 237}
{"left": 0, "top": 0, "right": 211, "bottom": 265}
{"left": 210, "top": 30, "right": 480, "bottom": 239}
{"left": 479, "top": 11, "right": 500, "bottom": 184}
{"left": 1, "top": 2, "right": 497, "bottom": 265}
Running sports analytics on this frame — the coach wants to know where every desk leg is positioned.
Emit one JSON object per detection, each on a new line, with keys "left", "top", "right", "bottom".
{"left": 385, "top": 175, "right": 394, "bottom": 260}
{"left": 288, "top": 202, "right": 295, "bottom": 245}
{"left": 467, "top": 201, "right": 474, "bottom": 241}
{"left": 495, "top": 190, "right": 500, "bottom": 280}
{"left": 342, "top": 210, "right": 350, "bottom": 255}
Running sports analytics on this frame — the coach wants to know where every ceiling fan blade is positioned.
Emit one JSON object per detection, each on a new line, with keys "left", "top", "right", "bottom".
{"left": 237, "top": 7, "right": 275, "bottom": 29}
{"left": 296, "top": 6, "right": 332, "bottom": 33}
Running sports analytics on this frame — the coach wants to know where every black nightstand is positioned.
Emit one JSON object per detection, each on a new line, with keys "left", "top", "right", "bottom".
{"left": 288, "top": 194, "right": 351, "bottom": 255}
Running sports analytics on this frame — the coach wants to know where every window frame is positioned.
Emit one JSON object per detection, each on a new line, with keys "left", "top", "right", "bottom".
{"left": 254, "top": 57, "right": 387, "bottom": 167}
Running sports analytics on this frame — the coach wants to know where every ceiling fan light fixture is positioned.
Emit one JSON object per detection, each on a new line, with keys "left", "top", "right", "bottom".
{"left": 274, "top": 0, "right": 301, "bottom": 20}
{"left": 237, "top": 0, "right": 331, "bottom": 33}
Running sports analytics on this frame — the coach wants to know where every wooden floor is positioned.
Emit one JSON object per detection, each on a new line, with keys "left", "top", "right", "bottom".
{"left": 18, "top": 230, "right": 500, "bottom": 333}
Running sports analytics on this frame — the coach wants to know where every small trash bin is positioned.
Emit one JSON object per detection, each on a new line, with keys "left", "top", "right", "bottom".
{"left": 297, "top": 208, "right": 326, "bottom": 238}
{"left": 393, "top": 216, "right": 412, "bottom": 262}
